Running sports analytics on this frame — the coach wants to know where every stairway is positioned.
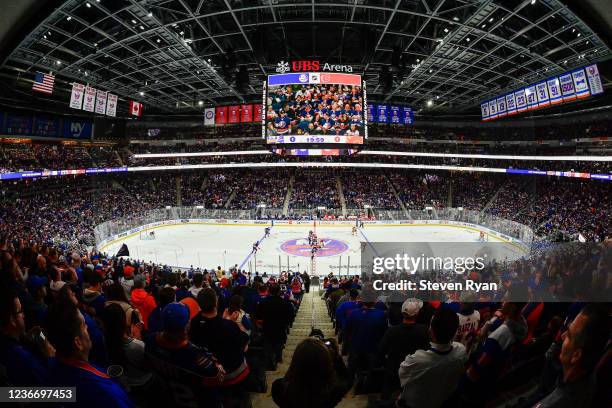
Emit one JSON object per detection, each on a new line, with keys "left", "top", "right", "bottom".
{"left": 251, "top": 290, "right": 369, "bottom": 408}
{"left": 251, "top": 290, "right": 334, "bottom": 407}
{"left": 282, "top": 173, "right": 295, "bottom": 216}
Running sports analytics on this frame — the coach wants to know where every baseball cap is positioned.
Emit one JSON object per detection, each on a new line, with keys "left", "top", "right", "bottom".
{"left": 27, "top": 275, "right": 48, "bottom": 293}
{"left": 401, "top": 298, "right": 424, "bottom": 317}
{"left": 162, "top": 303, "right": 190, "bottom": 334}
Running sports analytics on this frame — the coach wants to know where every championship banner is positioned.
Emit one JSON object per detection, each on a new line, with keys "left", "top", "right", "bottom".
{"left": 376, "top": 105, "right": 388, "bottom": 123}
{"left": 106, "top": 94, "right": 117, "bottom": 117}
{"left": 253, "top": 104, "right": 262, "bottom": 122}
{"left": 572, "top": 69, "right": 590, "bottom": 98}
{"left": 585, "top": 64, "right": 604, "bottom": 95}
{"left": 505, "top": 93, "right": 517, "bottom": 115}
{"left": 82, "top": 86, "right": 96, "bottom": 112}
{"left": 389, "top": 106, "right": 401, "bottom": 124}
{"left": 536, "top": 82, "right": 550, "bottom": 107}
{"left": 69, "top": 83, "right": 85, "bottom": 110}
{"left": 228, "top": 105, "right": 240, "bottom": 123}
{"left": 496, "top": 96, "right": 507, "bottom": 117}
{"left": 240, "top": 104, "right": 252, "bottom": 122}
{"left": 526, "top": 86, "right": 538, "bottom": 110}
{"left": 215, "top": 106, "right": 228, "bottom": 124}
{"left": 515, "top": 89, "right": 527, "bottom": 112}
{"left": 546, "top": 78, "right": 562, "bottom": 104}
{"left": 95, "top": 90, "right": 108, "bottom": 115}
{"left": 559, "top": 73, "right": 576, "bottom": 101}
{"left": 204, "top": 107, "right": 215, "bottom": 125}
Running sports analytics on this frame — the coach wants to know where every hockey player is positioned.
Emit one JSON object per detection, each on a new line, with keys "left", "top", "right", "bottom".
{"left": 264, "top": 226, "right": 271, "bottom": 238}
{"left": 252, "top": 241, "right": 260, "bottom": 253}
{"left": 352, "top": 226, "right": 358, "bottom": 236}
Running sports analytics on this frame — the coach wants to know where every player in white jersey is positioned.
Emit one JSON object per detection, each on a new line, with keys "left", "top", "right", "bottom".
{"left": 455, "top": 303, "right": 481, "bottom": 354}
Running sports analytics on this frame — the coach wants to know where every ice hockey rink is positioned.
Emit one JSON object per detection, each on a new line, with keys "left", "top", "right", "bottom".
{"left": 99, "top": 222, "right": 527, "bottom": 275}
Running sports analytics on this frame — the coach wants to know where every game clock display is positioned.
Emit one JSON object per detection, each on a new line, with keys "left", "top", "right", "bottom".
{"left": 264, "top": 72, "right": 366, "bottom": 146}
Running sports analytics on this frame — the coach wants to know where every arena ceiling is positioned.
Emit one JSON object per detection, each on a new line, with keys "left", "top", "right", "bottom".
{"left": 1, "top": 0, "right": 611, "bottom": 113}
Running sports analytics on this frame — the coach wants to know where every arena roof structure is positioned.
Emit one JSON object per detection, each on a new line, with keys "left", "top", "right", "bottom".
{"left": 0, "top": 0, "right": 611, "bottom": 113}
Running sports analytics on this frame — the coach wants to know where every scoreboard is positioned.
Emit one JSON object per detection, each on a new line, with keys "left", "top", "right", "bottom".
{"left": 263, "top": 72, "right": 367, "bottom": 152}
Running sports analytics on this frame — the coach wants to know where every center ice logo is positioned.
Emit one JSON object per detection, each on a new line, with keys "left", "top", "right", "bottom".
{"left": 280, "top": 238, "right": 349, "bottom": 257}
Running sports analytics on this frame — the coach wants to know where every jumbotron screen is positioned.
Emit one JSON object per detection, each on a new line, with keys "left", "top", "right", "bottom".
{"left": 263, "top": 72, "right": 367, "bottom": 145}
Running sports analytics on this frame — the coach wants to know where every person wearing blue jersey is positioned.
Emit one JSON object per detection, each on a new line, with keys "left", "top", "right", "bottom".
{"left": 145, "top": 302, "right": 226, "bottom": 408}
{"left": 44, "top": 301, "right": 134, "bottom": 408}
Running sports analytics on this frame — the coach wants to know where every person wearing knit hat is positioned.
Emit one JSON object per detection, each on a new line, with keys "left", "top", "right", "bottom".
{"left": 378, "top": 298, "right": 429, "bottom": 400}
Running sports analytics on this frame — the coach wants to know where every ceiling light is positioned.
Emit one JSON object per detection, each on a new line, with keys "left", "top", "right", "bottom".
{"left": 140, "top": 25, "right": 145, "bottom": 30}
{"left": 489, "top": 17, "right": 494, "bottom": 22}
{"left": 139, "top": 91, "right": 144, "bottom": 96}
{"left": 86, "top": 2, "right": 91, "bottom": 8}
{"left": 481, "top": 24, "right": 486, "bottom": 28}
{"left": 453, "top": 16, "right": 459, "bottom": 22}
{"left": 416, "top": 58, "right": 420, "bottom": 62}
{"left": 198, "top": 100, "right": 204, "bottom": 106}
{"left": 56, "top": 60, "right": 61, "bottom": 65}
{"left": 84, "top": 71, "right": 88, "bottom": 76}
{"left": 66, "top": 16, "right": 72, "bottom": 21}
{"left": 131, "top": 19, "right": 137, "bottom": 24}
{"left": 43, "top": 35, "right": 47, "bottom": 39}
{"left": 94, "top": 42, "right": 98, "bottom": 46}
{"left": 531, "top": 0, "right": 536, "bottom": 5}
{"left": 444, "top": 28, "right": 449, "bottom": 33}
{"left": 207, "top": 58, "right": 211, "bottom": 63}
{"left": 577, "top": 33, "right": 581, "bottom": 37}
{"left": 426, "top": 100, "right": 433, "bottom": 107}
{"left": 586, "top": 40, "right": 589, "bottom": 44}
{"left": 466, "top": 37, "right": 470, "bottom": 42}
{"left": 147, "top": 12, "right": 153, "bottom": 17}
{"left": 563, "top": 60, "right": 567, "bottom": 64}
{"left": 156, "top": 38, "right": 161, "bottom": 43}
{"left": 436, "top": 95, "right": 440, "bottom": 99}
{"left": 429, "top": 69, "right": 433, "bottom": 73}
{"left": 180, "top": 31, "right": 185, "bottom": 35}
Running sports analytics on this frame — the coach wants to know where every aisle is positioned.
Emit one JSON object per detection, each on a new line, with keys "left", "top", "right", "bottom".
{"left": 251, "top": 290, "right": 368, "bottom": 407}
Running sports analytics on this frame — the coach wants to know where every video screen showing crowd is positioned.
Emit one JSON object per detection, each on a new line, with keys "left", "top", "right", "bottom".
{"left": 265, "top": 84, "right": 364, "bottom": 137}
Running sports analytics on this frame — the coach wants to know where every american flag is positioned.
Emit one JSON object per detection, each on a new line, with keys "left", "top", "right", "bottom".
{"left": 32, "top": 72, "right": 55, "bottom": 94}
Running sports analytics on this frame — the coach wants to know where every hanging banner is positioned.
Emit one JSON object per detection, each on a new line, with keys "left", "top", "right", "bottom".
{"left": 215, "top": 106, "right": 228, "bottom": 124}
{"left": 559, "top": 73, "right": 576, "bottom": 101}
{"left": 496, "top": 96, "right": 507, "bottom": 117}
{"left": 69, "top": 83, "right": 85, "bottom": 110}
{"left": 253, "top": 104, "right": 263, "bottom": 123}
{"left": 488, "top": 100, "right": 498, "bottom": 119}
{"left": 204, "top": 107, "right": 215, "bottom": 126}
{"left": 402, "top": 107, "right": 414, "bottom": 124}
{"left": 106, "top": 94, "right": 117, "bottom": 117}
{"left": 228, "top": 105, "right": 240, "bottom": 123}
{"left": 572, "top": 69, "right": 590, "bottom": 98}
{"left": 505, "top": 93, "right": 517, "bottom": 115}
{"left": 95, "top": 90, "right": 108, "bottom": 115}
{"left": 480, "top": 63, "right": 604, "bottom": 121}
{"left": 546, "top": 78, "right": 562, "bottom": 104}
{"left": 389, "top": 106, "right": 401, "bottom": 124}
{"left": 481, "top": 103, "right": 490, "bottom": 121}
{"left": 241, "top": 104, "right": 253, "bottom": 123}
{"left": 82, "top": 86, "right": 96, "bottom": 112}
{"left": 526, "top": 86, "right": 538, "bottom": 110}
{"left": 514, "top": 89, "right": 527, "bottom": 113}
{"left": 376, "top": 105, "right": 388, "bottom": 123}
{"left": 536, "top": 82, "right": 550, "bottom": 107}
{"left": 585, "top": 64, "right": 604, "bottom": 95}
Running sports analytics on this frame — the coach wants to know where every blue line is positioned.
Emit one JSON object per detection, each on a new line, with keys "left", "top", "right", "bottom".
{"left": 358, "top": 227, "right": 381, "bottom": 258}
{"left": 238, "top": 227, "right": 272, "bottom": 270}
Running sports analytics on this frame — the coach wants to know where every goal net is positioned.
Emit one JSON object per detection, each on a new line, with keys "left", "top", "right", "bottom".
{"left": 139, "top": 230, "right": 156, "bottom": 240}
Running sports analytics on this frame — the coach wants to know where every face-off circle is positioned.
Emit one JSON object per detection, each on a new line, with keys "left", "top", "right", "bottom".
{"left": 280, "top": 237, "right": 349, "bottom": 257}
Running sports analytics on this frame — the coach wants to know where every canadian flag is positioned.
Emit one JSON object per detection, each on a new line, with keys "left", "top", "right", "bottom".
{"left": 129, "top": 100, "right": 143, "bottom": 117}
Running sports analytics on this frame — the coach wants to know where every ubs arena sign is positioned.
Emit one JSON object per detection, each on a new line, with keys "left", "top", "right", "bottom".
{"left": 276, "top": 60, "right": 354, "bottom": 74}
